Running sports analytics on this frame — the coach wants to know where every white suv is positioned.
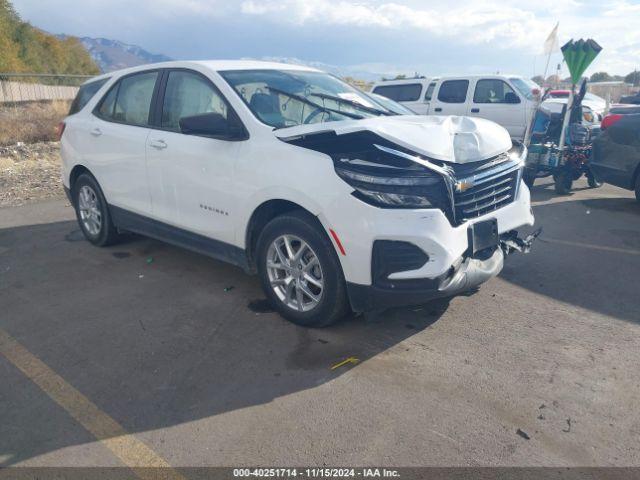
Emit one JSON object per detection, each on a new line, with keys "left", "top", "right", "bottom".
{"left": 61, "top": 61, "right": 535, "bottom": 327}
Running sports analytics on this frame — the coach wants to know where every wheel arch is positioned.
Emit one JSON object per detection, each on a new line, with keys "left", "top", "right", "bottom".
{"left": 244, "top": 199, "right": 328, "bottom": 272}
{"left": 69, "top": 164, "right": 95, "bottom": 194}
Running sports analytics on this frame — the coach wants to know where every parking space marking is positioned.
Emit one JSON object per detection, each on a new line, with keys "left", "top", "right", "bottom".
{"left": 541, "top": 237, "right": 640, "bottom": 256}
{"left": 0, "top": 328, "right": 185, "bottom": 480}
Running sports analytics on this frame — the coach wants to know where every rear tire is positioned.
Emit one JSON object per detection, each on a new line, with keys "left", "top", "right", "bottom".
{"left": 73, "top": 173, "right": 120, "bottom": 246}
{"left": 587, "top": 169, "right": 602, "bottom": 188}
{"left": 256, "top": 211, "right": 349, "bottom": 327}
{"left": 553, "top": 169, "right": 573, "bottom": 195}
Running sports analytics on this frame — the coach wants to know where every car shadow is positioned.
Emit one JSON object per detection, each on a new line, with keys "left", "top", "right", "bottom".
{"left": 0, "top": 219, "right": 449, "bottom": 467}
{"left": 581, "top": 197, "right": 640, "bottom": 215}
{"left": 499, "top": 192, "right": 640, "bottom": 325}
{"left": 527, "top": 178, "right": 596, "bottom": 202}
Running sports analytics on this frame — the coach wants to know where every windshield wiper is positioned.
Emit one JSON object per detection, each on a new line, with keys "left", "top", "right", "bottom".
{"left": 265, "top": 86, "right": 364, "bottom": 121}
{"left": 308, "top": 92, "right": 395, "bottom": 116}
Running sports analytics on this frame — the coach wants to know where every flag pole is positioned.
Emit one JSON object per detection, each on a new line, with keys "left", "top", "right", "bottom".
{"left": 524, "top": 22, "right": 558, "bottom": 147}
{"left": 556, "top": 85, "right": 574, "bottom": 166}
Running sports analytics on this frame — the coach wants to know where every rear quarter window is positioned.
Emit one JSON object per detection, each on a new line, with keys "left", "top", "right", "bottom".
{"left": 371, "top": 84, "right": 422, "bottom": 102}
{"left": 69, "top": 78, "right": 109, "bottom": 115}
{"left": 424, "top": 82, "right": 436, "bottom": 101}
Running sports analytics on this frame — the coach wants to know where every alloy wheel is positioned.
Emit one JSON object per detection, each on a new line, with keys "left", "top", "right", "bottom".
{"left": 78, "top": 185, "right": 102, "bottom": 236}
{"left": 266, "top": 234, "right": 324, "bottom": 312}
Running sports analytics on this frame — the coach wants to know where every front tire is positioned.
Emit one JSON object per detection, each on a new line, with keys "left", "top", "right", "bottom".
{"left": 256, "top": 211, "right": 349, "bottom": 327}
{"left": 523, "top": 169, "right": 536, "bottom": 189}
{"left": 73, "top": 173, "right": 120, "bottom": 246}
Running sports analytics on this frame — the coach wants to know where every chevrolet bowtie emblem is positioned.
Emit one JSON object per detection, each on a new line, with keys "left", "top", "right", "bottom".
{"left": 455, "top": 180, "right": 474, "bottom": 192}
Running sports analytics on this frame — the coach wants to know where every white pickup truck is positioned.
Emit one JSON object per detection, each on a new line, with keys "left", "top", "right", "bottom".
{"left": 371, "top": 75, "right": 540, "bottom": 140}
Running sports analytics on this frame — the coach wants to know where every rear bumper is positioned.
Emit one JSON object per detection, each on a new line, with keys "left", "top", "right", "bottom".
{"left": 347, "top": 247, "right": 504, "bottom": 312}
{"left": 591, "top": 135, "right": 639, "bottom": 190}
{"left": 589, "top": 163, "right": 634, "bottom": 190}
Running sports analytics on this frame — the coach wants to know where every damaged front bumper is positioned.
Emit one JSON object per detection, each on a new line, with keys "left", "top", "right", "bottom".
{"left": 347, "top": 229, "right": 539, "bottom": 313}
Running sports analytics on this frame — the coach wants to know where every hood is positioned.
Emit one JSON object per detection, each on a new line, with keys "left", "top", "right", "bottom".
{"left": 275, "top": 115, "right": 512, "bottom": 164}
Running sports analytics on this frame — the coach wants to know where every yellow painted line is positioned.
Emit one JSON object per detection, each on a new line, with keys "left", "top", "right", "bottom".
{"left": 540, "top": 237, "right": 640, "bottom": 256}
{"left": 0, "top": 328, "right": 185, "bottom": 480}
{"left": 330, "top": 356, "right": 360, "bottom": 370}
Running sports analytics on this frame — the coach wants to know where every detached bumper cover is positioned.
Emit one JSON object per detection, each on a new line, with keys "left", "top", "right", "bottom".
{"left": 347, "top": 247, "right": 504, "bottom": 312}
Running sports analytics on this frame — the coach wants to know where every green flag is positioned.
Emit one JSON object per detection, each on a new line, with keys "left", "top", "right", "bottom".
{"left": 561, "top": 38, "right": 602, "bottom": 84}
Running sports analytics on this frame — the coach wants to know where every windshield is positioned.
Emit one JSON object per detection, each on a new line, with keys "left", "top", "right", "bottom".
{"left": 220, "top": 69, "right": 393, "bottom": 128}
{"left": 509, "top": 77, "right": 538, "bottom": 101}
{"left": 367, "top": 92, "right": 416, "bottom": 114}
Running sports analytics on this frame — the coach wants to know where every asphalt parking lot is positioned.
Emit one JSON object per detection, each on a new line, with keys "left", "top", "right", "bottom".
{"left": 1, "top": 177, "right": 639, "bottom": 469}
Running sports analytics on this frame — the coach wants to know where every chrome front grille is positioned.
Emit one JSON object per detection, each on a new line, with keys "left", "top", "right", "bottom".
{"left": 451, "top": 154, "right": 521, "bottom": 223}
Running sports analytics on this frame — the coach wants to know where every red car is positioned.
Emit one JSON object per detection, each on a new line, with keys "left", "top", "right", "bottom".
{"left": 548, "top": 89, "right": 571, "bottom": 98}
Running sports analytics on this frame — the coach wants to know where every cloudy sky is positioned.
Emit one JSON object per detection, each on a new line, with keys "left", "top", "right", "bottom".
{"left": 12, "top": 0, "right": 640, "bottom": 79}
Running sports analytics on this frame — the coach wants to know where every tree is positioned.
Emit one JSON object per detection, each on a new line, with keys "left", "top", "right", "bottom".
{"left": 0, "top": 0, "right": 98, "bottom": 74}
{"left": 531, "top": 75, "right": 544, "bottom": 86}
{"left": 625, "top": 70, "right": 640, "bottom": 86}
{"left": 546, "top": 74, "right": 561, "bottom": 86}
{"left": 590, "top": 72, "right": 612, "bottom": 82}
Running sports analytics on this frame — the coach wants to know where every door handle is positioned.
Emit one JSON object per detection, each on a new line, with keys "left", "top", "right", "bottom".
{"left": 149, "top": 139, "right": 167, "bottom": 150}
{"left": 434, "top": 107, "right": 442, "bottom": 112}
{"left": 471, "top": 108, "right": 480, "bottom": 113}
{"left": 90, "top": 128, "right": 102, "bottom": 137}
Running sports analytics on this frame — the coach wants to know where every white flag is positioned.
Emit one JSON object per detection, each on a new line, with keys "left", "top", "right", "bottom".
{"left": 544, "top": 22, "right": 559, "bottom": 55}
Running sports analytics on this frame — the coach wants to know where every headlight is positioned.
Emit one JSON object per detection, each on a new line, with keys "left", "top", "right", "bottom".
{"left": 508, "top": 140, "right": 527, "bottom": 164}
{"left": 350, "top": 185, "right": 435, "bottom": 208}
{"left": 334, "top": 157, "right": 447, "bottom": 209}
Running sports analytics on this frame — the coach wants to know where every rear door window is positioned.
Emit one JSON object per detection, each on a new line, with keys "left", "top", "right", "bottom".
{"left": 97, "top": 85, "right": 118, "bottom": 119}
{"left": 437, "top": 80, "right": 469, "bottom": 103}
{"left": 69, "top": 78, "right": 109, "bottom": 114}
{"left": 95, "top": 71, "right": 158, "bottom": 126}
{"left": 372, "top": 83, "right": 422, "bottom": 102}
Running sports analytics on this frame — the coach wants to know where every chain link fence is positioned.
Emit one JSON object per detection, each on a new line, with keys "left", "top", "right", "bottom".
{"left": 0, "top": 73, "right": 94, "bottom": 145}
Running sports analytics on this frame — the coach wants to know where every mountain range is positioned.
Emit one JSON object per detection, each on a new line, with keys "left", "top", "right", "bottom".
{"left": 57, "top": 36, "right": 390, "bottom": 81}
{"left": 57, "top": 36, "right": 173, "bottom": 72}
{"left": 253, "top": 57, "right": 389, "bottom": 82}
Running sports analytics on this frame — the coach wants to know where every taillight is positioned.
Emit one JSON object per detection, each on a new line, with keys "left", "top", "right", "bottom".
{"left": 601, "top": 114, "right": 623, "bottom": 130}
{"left": 56, "top": 121, "right": 66, "bottom": 141}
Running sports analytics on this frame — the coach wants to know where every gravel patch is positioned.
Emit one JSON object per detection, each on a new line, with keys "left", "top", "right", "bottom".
{"left": 0, "top": 141, "right": 63, "bottom": 208}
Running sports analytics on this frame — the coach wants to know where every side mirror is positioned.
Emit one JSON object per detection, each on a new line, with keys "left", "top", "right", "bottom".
{"left": 505, "top": 92, "right": 520, "bottom": 104}
{"left": 179, "top": 112, "right": 247, "bottom": 140}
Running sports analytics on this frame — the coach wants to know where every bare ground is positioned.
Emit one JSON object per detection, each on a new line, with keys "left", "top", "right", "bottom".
{"left": 0, "top": 141, "right": 63, "bottom": 207}
{"left": 0, "top": 101, "right": 70, "bottom": 146}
